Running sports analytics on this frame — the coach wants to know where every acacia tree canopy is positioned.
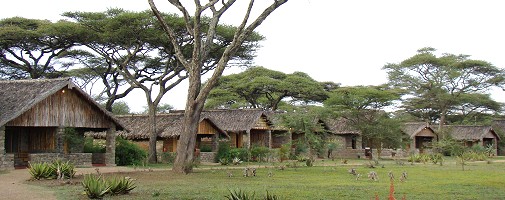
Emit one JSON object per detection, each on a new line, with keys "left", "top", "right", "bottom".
{"left": 0, "top": 17, "right": 91, "bottom": 79}
{"left": 205, "top": 66, "right": 334, "bottom": 110}
{"left": 324, "top": 85, "right": 404, "bottom": 155}
{"left": 383, "top": 47, "right": 505, "bottom": 127}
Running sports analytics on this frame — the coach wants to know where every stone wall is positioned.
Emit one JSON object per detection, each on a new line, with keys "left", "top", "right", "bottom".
{"left": 332, "top": 148, "right": 364, "bottom": 159}
{"left": 199, "top": 152, "right": 216, "bottom": 163}
{"left": 331, "top": 148, "right": 408, "bottom": 159}
{"left": 1, "top": 154, "right": 14, "bottom": 170}
{"left": 92, "top": 153, "right": 106, "bottom": 164}
{"left": 29, "top": 153, "right": 92, "bottom": 167}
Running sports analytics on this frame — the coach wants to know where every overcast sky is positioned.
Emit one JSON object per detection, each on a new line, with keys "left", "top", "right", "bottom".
{"left": 2, "top": 0, "right": 505, "bottom": 112}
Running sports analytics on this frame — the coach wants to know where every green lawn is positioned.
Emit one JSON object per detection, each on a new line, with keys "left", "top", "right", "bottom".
{"left": 39, "top": 158, "right": 505, "bottom": 200}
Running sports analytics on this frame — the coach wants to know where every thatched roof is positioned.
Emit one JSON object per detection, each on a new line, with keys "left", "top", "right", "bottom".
{"left": 402, "top": 122, "right": 500, "bottom": 141}
{"left": 0, "top": 78, "right": 125, "bottom": 130}
{"left": 89, "top": 113, "right": 227, "bottom": 140}
{"left": 402, "top": 122, "right": 432, "bottom": 138}
{"left": 200, "top": 109, "right": 272, "bottom": 132}
{"left": 88, "top": 109, "right": 270, "bottom": 140}
{"left": 439, "top": 125, "right": 500, "bottom": 141}
{"left": 323, "top": 118, "right": 360, "bottom": 135}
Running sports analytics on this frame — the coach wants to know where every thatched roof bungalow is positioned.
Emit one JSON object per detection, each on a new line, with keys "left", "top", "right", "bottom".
{"left": 323, "top": 118, "right": 361, "bottom": 149}
{"left": 200, "top": 109, "right": 273, "bottom": 148}
{"left": 88, "top": 113, "right": 226, "bottom": 153}
{"left": 401, "top": 122, "right": 500, "bottom": 155}
{"left": 0, "top": 78, "right": 124, "bottom": 169}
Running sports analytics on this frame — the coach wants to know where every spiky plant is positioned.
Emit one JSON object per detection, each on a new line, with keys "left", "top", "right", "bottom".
{"left": 107, "top": 176, "right": 136, "bottom": 195}
{"left": 28, "top": 162, "right": 55, "bottom": 180}
{"left": 225, "top": 189, "right": 255, "bottom": 200}
{"left": 82, "top": 174, "right": 110, "bottom": 199}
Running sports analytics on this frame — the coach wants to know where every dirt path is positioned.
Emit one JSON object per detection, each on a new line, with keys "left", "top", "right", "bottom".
{"left": 0, "top": 169, "right": 56, "bottom": 200}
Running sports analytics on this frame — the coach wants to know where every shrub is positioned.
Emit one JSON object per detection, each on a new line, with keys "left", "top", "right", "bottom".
{"left": 64, "top": 128, "right": 84, "bottom": 153}
{"left": 161, "top": 152, "right": 177, "bottom": 164}
{"left": 107, "top": 176, "right": 137, "bottom": 195}
{"left": 82, "top": 174, "right": 110, "bottom": 199}
{"left": 200, "top": 145, "right": 213, "bottom": 152}
{"left": 115, "top": 137, "right": 147, "bottom": 166}
{"left": 84, "top": 137, "right": 106, "bottom": 153}
{"left": 28, "top": 162, "right": 55, "bottom": 180}
{"left": 215, "top": 140, "right": 231, "bottom": 163}
{"left": 230, "top": 148, "right": 250, "bottom": 162}
{"left": 430, "top": 153, "right": 444, "bottom": 165}
{"left": 250, "top": 146, "right": 270, "bottom": 162}
{"left": 278, "top": 143, "right": 291, "bottom": 162}
{"left": 219, "top": 158, "right": 230, "bottom": 165}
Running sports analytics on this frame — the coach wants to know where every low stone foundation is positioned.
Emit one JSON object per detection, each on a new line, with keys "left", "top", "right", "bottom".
{"left": 331, "top": 148, "right": 408, "bottom": 159}
{"left": 332, "top": 148, "right": 364, "bottom": 159}
{"left": 92, "top": 153, "right": 106, "bottom": 164}
{"left": 199, "top": 152, "right": 216, "bottom": 163}
{"left": 29, "top": 153, "right": 92, "bottom": 167}
{"left": 0, "top": 154, "right": 14, "bottom": 170}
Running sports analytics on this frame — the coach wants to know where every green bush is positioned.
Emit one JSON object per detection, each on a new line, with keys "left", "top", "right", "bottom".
{"left": 278, "top": 143, "right": 291, "bottom": 162}
{"left": 250, "top": 146, "right": 270, "bottom": 162}
{"left": 28, "top": 162, "right": 55, "bottom": 180}
{"left": 115, "top": 137, "right": 147, "bottom": 166}
{"left": 82, "top": 174, "right": 110, "bottom": 199}
{"left": 215, "top": 140, "right": 231, "bottom": 163}
{"left": 107, "top": 176, "right": 137, "bottom": 195}
{"left": 161, "top": 152, "right": 177, "bottom": 164}
{"left": 84, "top": 137, "right": 106, "bottom": 153}
{"left": 230, "top": 148, "right": 250, "bottom": 162}
{"left": 64, "top": 128, "right": 84, "bottom": 153}
{"left": 200, "top": 145, "right": 213, "bottom": 152}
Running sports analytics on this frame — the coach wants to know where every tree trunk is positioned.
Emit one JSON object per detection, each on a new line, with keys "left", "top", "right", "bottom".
{"left": 437, "top": 108, "right": 447, "bottom": 141}
{"left": 173, "top": 70, "right": 205, "bottom": 173}
{"left": 172, "top": 100, "right": 204, "bottom": 173}
{"left": 147, "top": 103, "right": 158, "bottom": 163}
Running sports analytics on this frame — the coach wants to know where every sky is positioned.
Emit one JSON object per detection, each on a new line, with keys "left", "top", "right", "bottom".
{"left": 2, "top": 0, "right": 505, "bottom": 112}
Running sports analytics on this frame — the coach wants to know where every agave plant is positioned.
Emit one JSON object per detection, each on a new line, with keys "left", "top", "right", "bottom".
{"left": 107, "top": 176, "right": 136, "bottom": 195}
{"left": 225, "top": 189, "right": 255, "bottom": 200}
{"left": 264, "top": 190, "right": 281, "bottom": 200}
{"left": 28, "top": 162, "right": 55, "bottom": 180}
{"left": 82, "top": 174, "right": 110, "bottom": 199}
{"left": 52, "top": 159, "right": 76, "bottom": 179}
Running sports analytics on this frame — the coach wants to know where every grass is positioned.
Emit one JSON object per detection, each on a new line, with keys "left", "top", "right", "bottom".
{"left": 30, "top": 157, "right": 505, "bottom": 200}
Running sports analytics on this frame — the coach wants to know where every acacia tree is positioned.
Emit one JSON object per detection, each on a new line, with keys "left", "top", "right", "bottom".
{"left": 0, "top": 17, "right": 90, "bottom": 79}
{"left": 205, "top": 66, "right": 332, "bottom": 110}
{"left": 63, "top": 9, "right": 166, "bottom": 112}
{"left": 66, "top": 8, "right": 261, "bottom": 163}
{"left": 384, "top": 47, "right": 505, "bottom": 129}
{"left": 324, "top": 85, "right": 404, "bottom": 157}
{"left": 149, "top": 0, "right": 288, "bottom": 173}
